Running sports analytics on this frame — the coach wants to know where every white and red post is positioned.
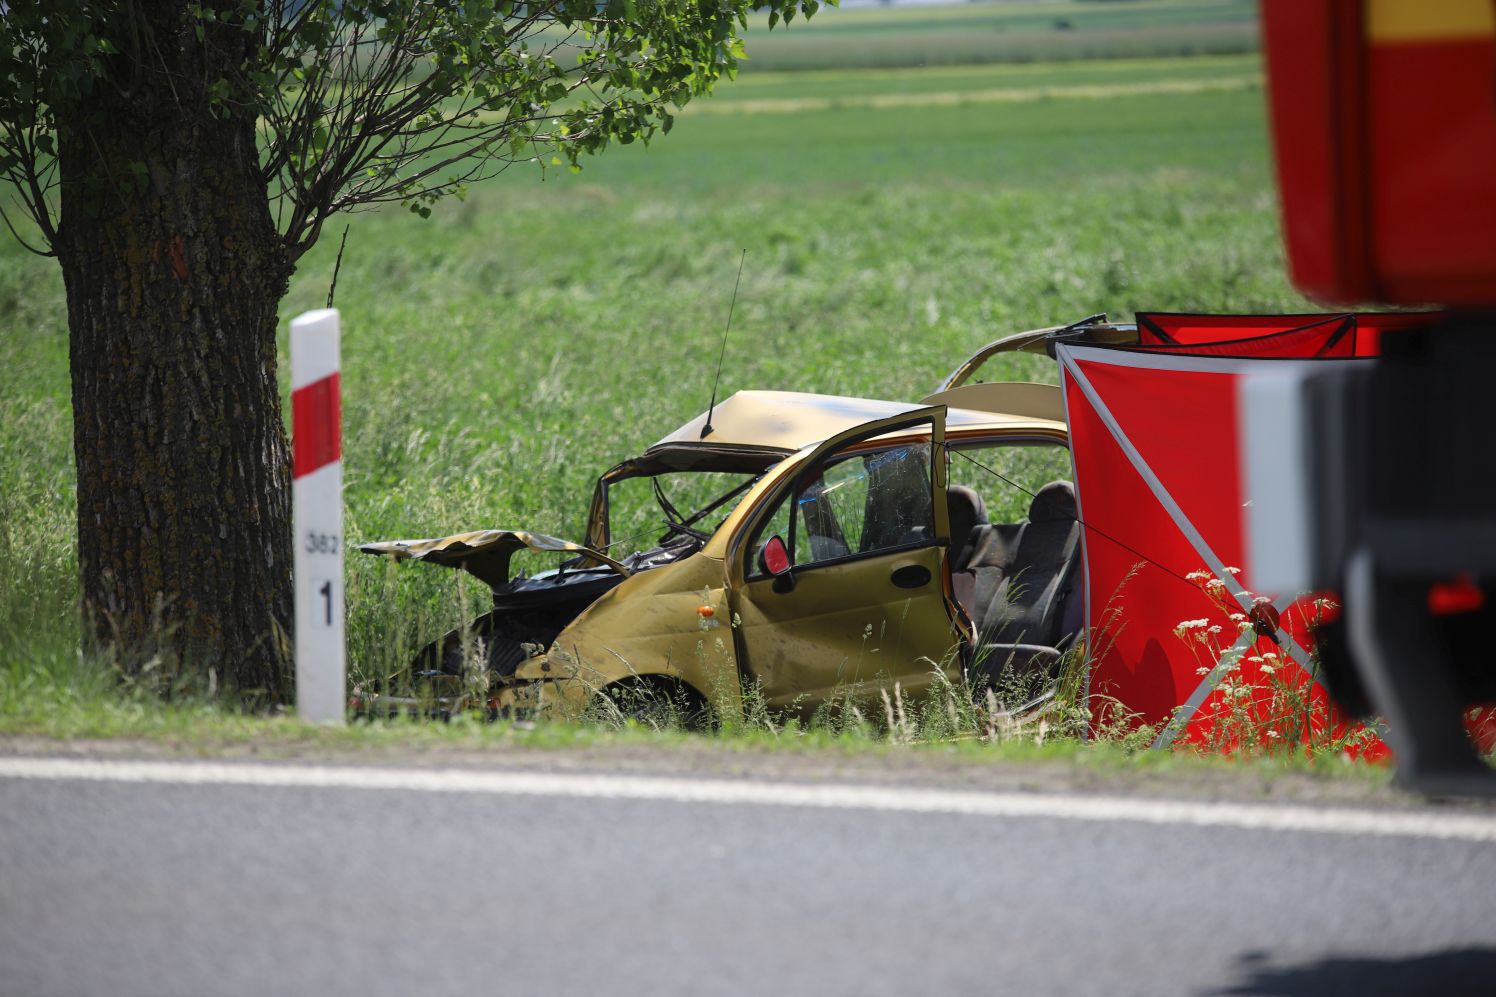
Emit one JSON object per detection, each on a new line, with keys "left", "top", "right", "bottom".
{"left": 290, "top": 309, "right": 345, "bottom": 724}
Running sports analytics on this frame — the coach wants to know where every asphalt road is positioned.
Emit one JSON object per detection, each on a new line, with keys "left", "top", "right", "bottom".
{"left": 3, "top": 759, "right": 1495, "bottom": 997}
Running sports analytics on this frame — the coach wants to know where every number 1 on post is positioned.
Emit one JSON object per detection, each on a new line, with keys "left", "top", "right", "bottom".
{"left": 291, "top": 309, "right": 346, "bottom": 725}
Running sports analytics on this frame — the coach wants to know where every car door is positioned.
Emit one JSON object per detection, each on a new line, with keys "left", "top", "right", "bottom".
{"left": 730, "top": 408, "right": 964, "bottom": 711}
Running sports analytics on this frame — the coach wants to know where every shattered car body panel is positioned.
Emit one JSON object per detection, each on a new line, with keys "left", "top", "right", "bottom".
{"left": 652, "top": 388, "right": 1060, "bottom": 454}
{"left": 919, "top": 382, "right": 1066, "bottom": 425}
{"left": 510, "top": 551, "right": 740, "bottom": 715}
{"left": 360, "top": 530, "right": 630, "bottom": 588}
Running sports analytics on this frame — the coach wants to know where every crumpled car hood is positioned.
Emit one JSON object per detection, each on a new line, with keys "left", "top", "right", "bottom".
{"left": 358, "top": 530, "right": 630, "bottom": 589}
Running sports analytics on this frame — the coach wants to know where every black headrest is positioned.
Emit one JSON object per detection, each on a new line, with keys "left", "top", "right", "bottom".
{"left": 947, "top": 485, "right": 988, "bottom": 541}
{"left": 1028, "top": 480, "right": 1077, "bottom": 524}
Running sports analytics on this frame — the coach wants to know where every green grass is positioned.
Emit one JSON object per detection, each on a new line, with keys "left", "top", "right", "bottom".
{"left": 735, "top": 0, "right": 1259, "bottom": 72}
{"left": 0, "top": 39, "right": 1337, "bottom": 762}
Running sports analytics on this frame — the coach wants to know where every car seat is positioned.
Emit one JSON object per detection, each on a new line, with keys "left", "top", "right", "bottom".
{"left": 946, "top": 485, "right": 988, "bottom": 569}
{"left": 961, "top": 481, "right": 1082, "bottom": 684}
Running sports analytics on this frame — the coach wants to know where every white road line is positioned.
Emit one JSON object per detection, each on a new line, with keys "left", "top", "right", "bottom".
{"left": 3, "top": 756, "right": 1493, "bottom": 842}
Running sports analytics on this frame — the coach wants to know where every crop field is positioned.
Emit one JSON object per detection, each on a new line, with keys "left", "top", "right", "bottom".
{"left": 736, "top": 0, "right": 1258, "bottom": 71}
{"left": 0, "top": 4, "right": 1318, "bottom": 737}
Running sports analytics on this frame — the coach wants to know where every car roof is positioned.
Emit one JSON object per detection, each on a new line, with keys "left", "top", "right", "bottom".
{"left": 651, "top": 389, "right": 1063, "bottom": 455}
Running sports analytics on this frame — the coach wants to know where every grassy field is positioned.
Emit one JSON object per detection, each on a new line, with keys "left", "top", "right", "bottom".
{"left": 736, "top": 0, "right": 1258, "bottom": 71}
{"left": 0, "top": 9, "right": 1326, "bottom": 752}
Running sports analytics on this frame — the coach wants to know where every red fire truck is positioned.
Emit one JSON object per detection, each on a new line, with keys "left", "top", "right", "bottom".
{"left": 1252, "top": 2, "right": 1496, "bottom": 792}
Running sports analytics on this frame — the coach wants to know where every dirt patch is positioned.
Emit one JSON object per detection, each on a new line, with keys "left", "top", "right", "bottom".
{"left": 687, "top": 74, "right": 1262, "bottom": 116}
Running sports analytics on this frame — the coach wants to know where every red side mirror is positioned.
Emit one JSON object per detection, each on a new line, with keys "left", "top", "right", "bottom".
{"left": 758, "top": 535, "right": 791, "bottom": 577}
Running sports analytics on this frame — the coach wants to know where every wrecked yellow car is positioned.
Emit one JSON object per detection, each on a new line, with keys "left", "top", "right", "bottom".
{"left": 359, "top": 327, "right": 1109, "bottom": 721}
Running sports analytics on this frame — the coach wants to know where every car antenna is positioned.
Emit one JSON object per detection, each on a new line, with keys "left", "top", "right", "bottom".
{"left": 700, "top": 249, "right": 747, "bottom": 440}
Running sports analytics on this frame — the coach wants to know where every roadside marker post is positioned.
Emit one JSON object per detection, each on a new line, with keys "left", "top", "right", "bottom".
{"left": 291, "top": 309, "right": 345, "bottom": 725}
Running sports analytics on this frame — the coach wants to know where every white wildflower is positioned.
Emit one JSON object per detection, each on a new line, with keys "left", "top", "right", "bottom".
{"left": 1174, "top": 618, "right": 1210, "bottom": 638}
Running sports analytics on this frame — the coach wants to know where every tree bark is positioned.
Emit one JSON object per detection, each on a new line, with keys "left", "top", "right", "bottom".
{"left": 53, "top": 7, "right": 294, "bottom": 702}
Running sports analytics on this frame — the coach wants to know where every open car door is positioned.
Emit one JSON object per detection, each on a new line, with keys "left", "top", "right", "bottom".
{"left": 730, "top": 407, "right": 963, "bottom": 710}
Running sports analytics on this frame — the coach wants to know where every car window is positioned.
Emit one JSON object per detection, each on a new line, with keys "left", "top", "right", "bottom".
{"left": 946, "top": 439, "right": 1072, "bottom": 524}
{"left": 748, "top": 442, "right": 933, "bottom": 575}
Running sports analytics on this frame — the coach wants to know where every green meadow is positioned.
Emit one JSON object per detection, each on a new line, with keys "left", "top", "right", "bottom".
{"left": 0, "top": 3, "right": 1319, "bottom": 740}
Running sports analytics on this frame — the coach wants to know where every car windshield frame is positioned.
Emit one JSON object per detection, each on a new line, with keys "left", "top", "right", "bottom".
{"left": 584, "top": 444, "right": 787, "bottom": 557}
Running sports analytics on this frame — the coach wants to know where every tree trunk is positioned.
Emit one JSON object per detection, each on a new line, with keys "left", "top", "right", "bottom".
{"left": 53, "top": 7, "right": 294, "bottom": 702}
